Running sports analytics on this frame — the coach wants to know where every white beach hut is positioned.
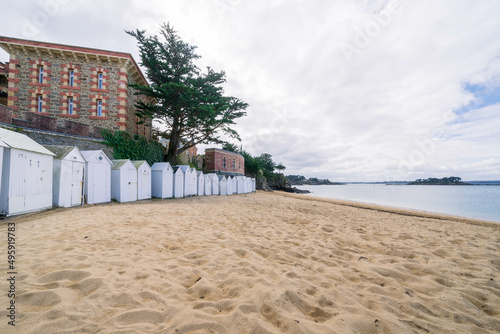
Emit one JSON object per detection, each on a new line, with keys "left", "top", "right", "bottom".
{"left": 133, "top": 161, "right": 151, "bottom": 201}
{"left": 0, "top": 128, "right": 55, "bottom": 216}
{"left": 177, "top": 165, "right": 195, "bottom": 196}
{"left": 151, "top": 162, "right": 173, "bottom": 199}
{"left": 226, "top": 176, "right": 234, "bottom": 195}
{"left": 218, "top": 175, "right": 227, "bottom": 196}
{"left": 252, "top": 178, "right": 256, "bottom": 192}
{"left": 45, "top": 145, "right": 85, "bottom": 208}
{"left": 245, "top": 177, "right": 252, "bottom": 193}
{"left": 204, "top": 174, "right": 212, "bottom": 195}
{"left": 242, "top": 177, "right": 248, "bottom": 193}
{"left": 81, "top": 150, "right": 112, "bottom": 205}
{"left": 0, "top": 139, "right": 5, "bottom": 194}
{"left": 190, "top": 167, "right": 198, "bottom": 196}
{"left": 235, "top": 176, "right": 245, "bottom": 194}
{"left": 172, "top": 166, "right": 184, "bottom": 198}
{"left": 111, "top": 159, "right": 138, "bottom": 203}
{"left": 196, "top": 171, "right": 204, "bottom": 196}
{"left": 207, "top": 173, "right": 219, "bottom": 195}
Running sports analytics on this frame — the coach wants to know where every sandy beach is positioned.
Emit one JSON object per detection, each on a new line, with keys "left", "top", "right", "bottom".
{"left": 1, "top": 191, "right": 499, "bottom": 334}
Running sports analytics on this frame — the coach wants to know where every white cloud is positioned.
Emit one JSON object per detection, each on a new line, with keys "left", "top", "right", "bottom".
{"left": 1, "top": 0, "right": 500, "bottom": 181}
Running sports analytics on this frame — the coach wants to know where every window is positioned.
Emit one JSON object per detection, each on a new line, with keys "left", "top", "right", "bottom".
{"left": 97, "top": 72, "right": 103, "bottom": 89}
{"left": 233, "top": 159, "right": 236, "bottom": 170}
{"left": 223, "top": 157, "right": 226, "bottom": 168}
{"left": 69, "top": 69, "right": 74, "bottom": 87}
{"left": 68, "top": 97, "right": 73, "bottom": 115}
{"left": 38, "top": 66, "right": 44, "bottom": 83}
{"left": 97, "top": 100, "right": 102, "bottom": 116}
{"left": 37, "top": 95, "right": 43, "bottom": 112}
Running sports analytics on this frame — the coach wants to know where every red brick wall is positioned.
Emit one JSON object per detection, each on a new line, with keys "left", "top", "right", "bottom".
{"left": 205, "top": 148, "right": 244, "bottom": 175}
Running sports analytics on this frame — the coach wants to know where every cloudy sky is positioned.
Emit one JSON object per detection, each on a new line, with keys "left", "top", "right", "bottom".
{"left": 2, "top": 0, "right": 500, "bottom": 181}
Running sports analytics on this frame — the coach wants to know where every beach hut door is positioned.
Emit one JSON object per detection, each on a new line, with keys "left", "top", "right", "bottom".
{"left": 9, "top": 151, "right": 28, "bottom": 212}
{"left": 71, "top": 162, "right": 84, "bottom": 206}
{"left": 93, "top": 163, "right": 108, "bottom": 203}
{"left": 129, "top": 167, "right": 138, "bottom": 200}
{"left": 140, "top": 168, "right": 149, "bottom": 198}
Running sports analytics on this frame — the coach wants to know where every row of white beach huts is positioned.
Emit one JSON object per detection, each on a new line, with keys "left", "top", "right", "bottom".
{"left": 0, "top": 128, "right": 255, "bottom": 217}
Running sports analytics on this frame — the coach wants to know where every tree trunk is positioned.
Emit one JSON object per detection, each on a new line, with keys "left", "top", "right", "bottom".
{"left": 166, "top": 116, "right": 180, "bottom": 165}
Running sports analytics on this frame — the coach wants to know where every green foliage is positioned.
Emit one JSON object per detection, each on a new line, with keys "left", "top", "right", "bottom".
{"left": 255, "top": 153, "right": 276, "bottom": 179}
{"left": 240, "top": 150, "right": 259, "bottom": 176}
{"left": 287, "top": 175, "right": 306, "bottom": 183}
{"left": 221, "top": 142, "right": 239, "bottom": 153}
{"left": 276, "top": 163, "right": 286, "bottom": 173}
{"left": 126, "top": 23, "right": 248, "bottom": 165}
{"left": 101, "top": 129, "right": 164, "bottom": 166}
{"left": 408, "top": 177, "right": 465, "bottom": 185}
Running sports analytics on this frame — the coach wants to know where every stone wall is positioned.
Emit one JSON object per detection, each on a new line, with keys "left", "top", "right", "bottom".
{"left": 0, "top": 104, "right": 12, "bottom": 124}
{"left": 6, "top": 46, "right": 152, "bottom": 139}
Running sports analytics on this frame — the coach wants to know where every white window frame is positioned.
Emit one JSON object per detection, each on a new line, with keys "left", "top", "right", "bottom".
{"left": 38, "top": 66, "right": 44, "bottom": 83}
{"left": 98, "top": 72, "right": 103, "bottom": 89}
{"left": 69, "top": 69, "right": 74, "bottom": 87}
{"left": 68, "top": 97, "right": 73, "bottom": 115}
{"left": 97, "top": 100, "right": 102, "bottom": 116}
{"left": 37, "top": 95, "right": 43, "bottom": 112}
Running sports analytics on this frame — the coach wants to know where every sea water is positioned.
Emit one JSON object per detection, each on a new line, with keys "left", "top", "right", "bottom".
{"left": 295, "top": 184, "right": 500, "bottom": 222}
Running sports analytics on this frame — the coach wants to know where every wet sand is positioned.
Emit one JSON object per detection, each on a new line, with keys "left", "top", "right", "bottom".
{"left": 1, "top": 191, "right": 499, "bottom": 333}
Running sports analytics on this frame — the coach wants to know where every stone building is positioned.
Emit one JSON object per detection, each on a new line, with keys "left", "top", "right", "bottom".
{"left": 204, "top": 148, "right": 244, "bottom": 176}
{"left": 0, "top": 36, "right": 151, "bottom": 138}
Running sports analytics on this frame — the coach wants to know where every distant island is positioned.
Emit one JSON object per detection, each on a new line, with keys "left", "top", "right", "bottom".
{"left": 287, "top": 175, "right": 345, "bottom": 186}
{"left": 407, "top": 177, "right": 471, "bottom": 185}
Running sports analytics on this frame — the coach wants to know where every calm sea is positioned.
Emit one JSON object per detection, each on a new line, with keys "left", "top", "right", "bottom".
{"left": 295, "top": 184, "right": 500, "bottom": 223}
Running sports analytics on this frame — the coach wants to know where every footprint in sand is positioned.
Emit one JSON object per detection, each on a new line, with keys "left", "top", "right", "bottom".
{"left": 284, "top": 290, "right": 333, "bottom": 323}
{"left": 233, "top": 248, "right": 248, "bottom": 258}
{"left": 113, "top": 309, "right": 165, "bottom": 325}
{"left": 17, "top": 290, "right": 61, "bottom": 307}
{"left": 37, "top": 270, "right": 91, "bottom": 283}
{"left": 321, "top": 225, "right": 334, "bottom": 233}
{"left": 70, "top": 278, "right": 104, "bottom": 296}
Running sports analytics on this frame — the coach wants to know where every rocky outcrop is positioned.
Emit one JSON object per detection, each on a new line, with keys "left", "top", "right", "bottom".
{"left": 259, "top": 174, "right": 310, "bottom": 194}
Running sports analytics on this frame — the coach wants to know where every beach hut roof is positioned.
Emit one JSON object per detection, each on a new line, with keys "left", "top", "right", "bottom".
{"left": 43, "top": 145, "right": 85, "bottom": 161}
{"left": 132, "top": 160, "right": 149, "bottom": 169}
{"left": 81, "top": 150, "right": 112, "bottom": 164}
{"left": 177, "top": 165, "right": 191, "bottom": 173}
{"left": 112, "top": 159, "right": 132, "bottom": 169}
{"left": 0, "top": 127, "right": 55, "bottom": 155}
{"left": 151, "top": 162, "right": 172, "bottom": 171}
{"left": 44, "top": 145, "right": 74, "bottom": 159}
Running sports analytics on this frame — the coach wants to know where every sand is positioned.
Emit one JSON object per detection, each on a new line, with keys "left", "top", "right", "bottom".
{"left": 1, "top": 191, "right": 499, "bottom": 334}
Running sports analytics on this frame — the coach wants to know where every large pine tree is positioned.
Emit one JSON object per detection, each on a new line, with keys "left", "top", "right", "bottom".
{"left": 127, "top": 23, "right": 248, "bottom": 165}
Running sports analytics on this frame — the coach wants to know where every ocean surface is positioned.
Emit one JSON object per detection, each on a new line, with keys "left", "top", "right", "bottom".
{"left": 295, "top": 184, "right": 500, "bottom": 222}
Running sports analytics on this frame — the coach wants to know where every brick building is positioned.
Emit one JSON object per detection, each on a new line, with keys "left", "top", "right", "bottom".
{"left": 0, "top": 36, "right": 151, "bottom": 138}
{"left": 204, "top": 148, "right": 244, "bottom": 175}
